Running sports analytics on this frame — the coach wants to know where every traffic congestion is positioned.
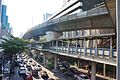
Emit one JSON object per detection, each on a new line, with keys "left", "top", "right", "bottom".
{"left": 11, "top": 53, "right": 54, "bottom": 80}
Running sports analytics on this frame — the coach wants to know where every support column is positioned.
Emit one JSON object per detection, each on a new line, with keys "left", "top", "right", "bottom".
{"left": 84, "top": 38, "right": 86, "bottom": 55}
{"left": 38, "top": 51, "right": 40, "bottom": 59}
{"left": 62, "top": 40, "right": 63, "bottom": 52}
{"left": 76, "top": 39, "right": 78, "bottom": 54}
{"left": 77, "top": 60, "right": 80, "bottom": 68}
{"left": 95, "top": 38, "right": 98, "bottom": 56}
{"left": 103, "top": 64, "right": 106, "bottom": 76}
{"left": 71, "top": 41, "right": 74, "bottom": 54}
{"left": 116, "top": 0, "right": 120, "bottom": 79}
{"left": 68, "top": 40, "right": 70, "bottom": 53}
{"left": 110, "top": 36, "right": 113, "bottom": 58}
{"left": 53, "top": 55, "right": 57, "bottom": 72}
{"left": 52, "top": 41, "right": 54, "bottom": 49}
{"left": 49, "top": 42, "right": 51, "bottom": 49}
{"left": 91, "top": 62, "right": 96, "bottom": 80}
{"left": 56, "top": 40, "right": 58, "bottom": 51}
{"left": 43, "top": 53, "right": 46, "bottom": 67}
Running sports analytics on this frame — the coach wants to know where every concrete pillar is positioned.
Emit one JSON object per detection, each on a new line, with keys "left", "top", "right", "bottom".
{"left": 38, "top": 51, "right": 40, "bottom": 59}
{"left": 95, "top": 38, "right": 98, "bottom": 56}
{"left": 102, "top": 48, "right": 105, "bottom": 58}
{"left": 71, "top": 41, "right": 74, "bottom": 54}
{"left": 77, "top": 60, "right": 80, "bottom": 67}
{"left": 52, "top": 41, "right": 54, "bottom": 49}
{"left": 116, "top": 0, "right": 120, "bottom": 79}
{"left": 62, "top": 41, "right": 63, "bottom": 52}
{"left": 43, "top": 53, "right": 46, "bottom": 67}
{"left": 56, "top": 40, "right": 58, "bottom": 51}
{"left": 68, "top": 40, "right": 70, "bottom": 53}
{"left": 91, "top": 62, "right": 96, "bottom": 80}
{"left": 110, "top": 36, "right": 113, "bottom": 58}
{"left": 76, "top": 39, "right": 78, "bottom": 54}
{"left": 84, "top": 38, "right": 87, "bottom": 55}
{"left": 103, "top": 64, "right": 106, "bottom": 76}
{"left": 49, "top": 42, "right": 51, "bottom": 50}
{"left": 90, "top": 48, "right": 92, "bottom": 56}
{"left": 53, "top": 55, "right": 57, "bottom": 71}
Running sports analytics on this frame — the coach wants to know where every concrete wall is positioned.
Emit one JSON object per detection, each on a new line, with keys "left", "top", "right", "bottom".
{"left": 45, "top": 31, "right": 63, "bottom": 41}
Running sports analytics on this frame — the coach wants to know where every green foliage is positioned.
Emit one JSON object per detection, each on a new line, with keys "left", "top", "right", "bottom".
{"left": 0, "top": 37, "right": 29, "bottom": 57}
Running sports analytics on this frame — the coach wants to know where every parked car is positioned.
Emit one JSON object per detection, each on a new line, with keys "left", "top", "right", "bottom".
{"left": 31, "top": 62, "right": 37, "bottom": 66}
{"left": 69, "top": 67, "right": 80, "bottom": 74}
{"left": 4, "top": 67, "right": 10, "bottom": 75}
{"left": 57, "top": 64, "right": 68, "bottom": 73}
{"left": 29, "top": 59, "right": 33, "bottom": 63}
{"left": 26, "top": 74, "right": 33, "bottom": 80}
{"left": 34, "top": 65, "right": 42, "bottom": 71}
{"left": 63, "top": 69, "right": 74, "bottom": 77}
{"left": 32, "top": 70, "right": 39, "bottom": 78}
{"left": 19, "top": 67, "right": 26, "bottom": 75}
{"left": 26, "top": 65, "right": 32, "bottom": 71}
{"left": 74, "top": 74, "right": 90, "bottom": 80}
{"left": 62, "top": 61, "right": 70, "bottom": 68}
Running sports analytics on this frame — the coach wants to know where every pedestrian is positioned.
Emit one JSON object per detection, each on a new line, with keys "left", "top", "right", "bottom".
{"left": 41, "top": 71, "right": 49, "bottom": 80}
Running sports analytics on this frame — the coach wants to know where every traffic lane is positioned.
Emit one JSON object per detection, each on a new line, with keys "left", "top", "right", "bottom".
{"left": 12, "top": 67, "right": 24, "bottom": 80}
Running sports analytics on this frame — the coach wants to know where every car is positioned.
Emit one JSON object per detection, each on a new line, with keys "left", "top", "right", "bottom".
{"left": 31, "top": 62, "right": 37, "bottom": 66}
{"left": 19, "top": 67, "right": 26, "bottom": 75}
{"left": 21, "top": 72, "right": 33, "bottom": 80}
{"left": 69, "top": 67, "right": 80, "bottom": 74}
{"left": 74, "top": 74, "right": 90, "bottom": 80}
{"left": 4, "top": 67, "right": 10, "bottom": 75}
{"left": 32, "top": 70, "right": 39, "bottom": 78}
{"left": 26, "top": 65, "right": 32, "bottom": 71}
{"left": 19, "top": 63, "right": 24, "bottom": 67}
{"left": 26, "top": 73, "right": 33, "bottom": 80}
{"left": 34, "top": 65, "right": 42, "bottom": 71}
{"left": 57, "top": 65, "right": 68, "bottom": 73}
{"left": 62, "top": 61, "right": 70, "bottom": 68}
{"left": 63, "top": 70, "right": 74, "bottom": 77}
{"left": 29, "top": 59, "right": 33, "bottom": 62}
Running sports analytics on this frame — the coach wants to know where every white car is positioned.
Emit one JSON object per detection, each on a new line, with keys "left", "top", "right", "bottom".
{"left": 34, "top": 65, "right": 42, "bottom": 71}
{"left": 74, "top": 74, "right": 90, "bottom": 80}
{"left": 19, "top": 67, "right": 26, "bottom": 75}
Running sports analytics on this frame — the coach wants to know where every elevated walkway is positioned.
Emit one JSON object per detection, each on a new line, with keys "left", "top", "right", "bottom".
{"left": 32, "top": 47, "right": 116, "bottom": 66}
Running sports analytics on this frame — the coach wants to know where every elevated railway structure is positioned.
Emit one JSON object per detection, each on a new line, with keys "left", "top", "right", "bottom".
{"left": 23, "top": 0, "right": 116, "bottom": 79}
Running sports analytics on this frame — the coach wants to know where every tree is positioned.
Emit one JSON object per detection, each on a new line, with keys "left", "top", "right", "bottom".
{"left": 0, "top": 37, "right": 29, "bottom": 59}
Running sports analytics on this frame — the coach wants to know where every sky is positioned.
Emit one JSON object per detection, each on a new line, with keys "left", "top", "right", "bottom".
{"left": 3, "top": 0, "right": 63, "bottom": 37}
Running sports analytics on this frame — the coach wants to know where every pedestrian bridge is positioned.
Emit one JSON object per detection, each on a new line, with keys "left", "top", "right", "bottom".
{"left": 33, "top": 45, "right": 116, "bottom": 66}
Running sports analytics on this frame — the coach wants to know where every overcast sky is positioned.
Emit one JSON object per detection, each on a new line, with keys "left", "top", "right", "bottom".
{"left": 4, "top": 0, "right": 63, "bottom": 37}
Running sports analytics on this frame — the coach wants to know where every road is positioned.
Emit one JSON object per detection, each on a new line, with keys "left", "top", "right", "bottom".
{"left": 11, "top": 67, "right": 23, "bottom": 80}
